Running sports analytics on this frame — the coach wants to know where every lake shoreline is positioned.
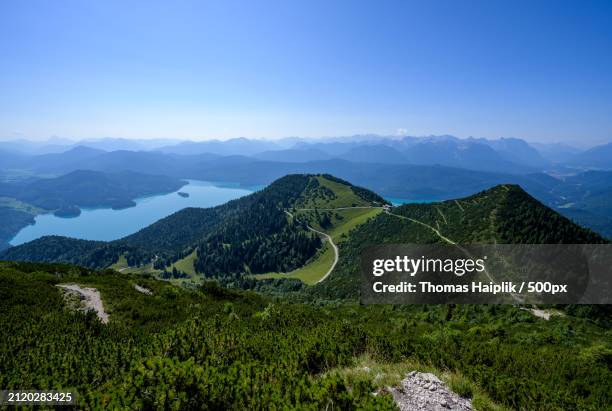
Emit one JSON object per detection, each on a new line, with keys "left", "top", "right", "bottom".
{"left": 8, "top": 180, "right": 253, "bottom": 246}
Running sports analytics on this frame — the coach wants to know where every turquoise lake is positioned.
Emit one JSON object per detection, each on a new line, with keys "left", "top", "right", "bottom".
{"left": 10, "top": 180, "right": 254, "bottom": 245}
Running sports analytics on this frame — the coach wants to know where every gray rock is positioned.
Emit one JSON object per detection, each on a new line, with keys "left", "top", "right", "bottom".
{"left": 390, "top": 371, "right": 473, "bottom": 411}
{"left": 420, "top": 372, "right": 442, "bottom": 384}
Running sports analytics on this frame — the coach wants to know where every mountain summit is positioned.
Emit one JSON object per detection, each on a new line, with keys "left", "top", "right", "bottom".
{"left": 314, "top": 184, "right": 606, "bottom": 299}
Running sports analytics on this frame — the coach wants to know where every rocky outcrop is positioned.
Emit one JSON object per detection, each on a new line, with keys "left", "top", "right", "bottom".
{"left": 134, "top": 284, "right": 153, "bottom": 295}
{"left": 57, "top": 283, "right": 109, "bottom": 324}
{"left": 390, "top": 371, "right": 472, "bottom": 411}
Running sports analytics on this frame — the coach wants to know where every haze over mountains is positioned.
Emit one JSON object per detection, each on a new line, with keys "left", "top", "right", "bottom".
{"left": 2, "top": 134, "right": 609, "bottom": 171}
{"left": 1, "top": 134, "right": 612, "bottom": 246}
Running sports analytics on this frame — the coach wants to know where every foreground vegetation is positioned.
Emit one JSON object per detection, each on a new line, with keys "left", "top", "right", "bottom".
{"left": 1, "top": 261, "right": 610, "bottom": 410}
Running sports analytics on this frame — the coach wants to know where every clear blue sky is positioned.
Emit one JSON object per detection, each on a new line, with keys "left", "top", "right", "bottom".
{"left": 1, "top": 0, "right": 611, "bottom": 143}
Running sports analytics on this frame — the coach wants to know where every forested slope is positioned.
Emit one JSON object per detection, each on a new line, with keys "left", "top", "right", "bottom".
{"left": 310, "top": 184, "right": 607, "bottom": 300}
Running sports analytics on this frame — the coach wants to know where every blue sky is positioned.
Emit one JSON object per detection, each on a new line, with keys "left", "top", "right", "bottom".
{"left": 1, "top": 0, "right": 611, "bottom": 143}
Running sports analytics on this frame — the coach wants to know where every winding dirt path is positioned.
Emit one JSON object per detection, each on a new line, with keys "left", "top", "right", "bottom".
{"left": 285, "top": 210, "right": 339, "bottom": 283}
{"left": 384, "top": 210, "right": 456, "bottom": 245}
{"left": 384, "top": 209, "right": 524, "bottom": 302}
{"left": 309, "top": 225, "right": 339, "bottom": 284}
{"left": 57, "top": 284, "right": 109, "bottom": 324}
{"left": 521, "top": 307, "right": 558, "bottom": 320}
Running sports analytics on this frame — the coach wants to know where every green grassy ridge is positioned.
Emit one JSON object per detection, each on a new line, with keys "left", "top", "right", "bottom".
{"left": 253, "top": 176, "right": 383, "bottom": 285}
{"left": 7, "top": 175, "right": 602, "bottom": 284}
{"left": 260, "top": 208, "right": 381, "bottom": 285}
{"left": 1, "top": 261, "right": 610, "bottom": 409}
{"left": 252, "top": 242, "right": 335, "bottom": 285}
{"left": 308, "top": 184, "right": 608, "bottom": 301}
{"left": 169, "top": 248, "right": 198, "bottom": 276}
{"left": 295, "top": 175, "right": 374, "bottom": 209}
{"left": 390, "top": 184, "right": 606, "bottom": 244}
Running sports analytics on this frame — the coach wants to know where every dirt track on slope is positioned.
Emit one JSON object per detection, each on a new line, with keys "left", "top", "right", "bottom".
{"left": 285, "top": 210, "right": 339, "bottom": 283}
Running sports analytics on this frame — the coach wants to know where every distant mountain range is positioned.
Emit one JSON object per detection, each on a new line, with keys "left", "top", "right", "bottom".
{"left": 0, "top": 137, "right": 178, "bottom": 154}
{"left": 1, "top": 135, "right": 612, "bottom": 238}
{"left": 3, "top": 135, "right": 611, "bottom": 172}
{"left": 256, "top": 136, "right": 543, "bottom": 173}
{"left": 566, "top": 142, "right": 612, "bottom": 169}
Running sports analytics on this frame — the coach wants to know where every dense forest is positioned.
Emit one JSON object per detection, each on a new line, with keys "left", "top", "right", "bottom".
{"left": 0, "top": 208, "right": 34, "bottom": 250}
{"left": 0, "top": 261, "right": 610, "bottom": 409}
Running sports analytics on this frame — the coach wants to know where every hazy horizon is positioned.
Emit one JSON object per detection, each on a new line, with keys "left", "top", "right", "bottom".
{"left": 0, "top": 134, "right": 608, "bottom": 150}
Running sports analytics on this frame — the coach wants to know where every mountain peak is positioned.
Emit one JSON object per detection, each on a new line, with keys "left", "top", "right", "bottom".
{"left": 451, "top": 183, "right": 606, "bottom": 244}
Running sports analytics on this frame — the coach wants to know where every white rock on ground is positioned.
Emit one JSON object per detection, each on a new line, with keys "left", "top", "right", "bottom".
{"left": 57, "top": 284, "right": 109, "bottom": 324}
{"left": 390, "top": 371, "right": 472, "bottom": 411}
{"left": 521, "top": 307, "right": 552, "bottom": 320}
{"left": 134, "top": 284, "right": 153, "bottom": 295}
